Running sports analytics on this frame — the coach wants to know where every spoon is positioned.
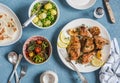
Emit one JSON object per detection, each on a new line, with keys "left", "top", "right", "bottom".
{"left": 22, "top": 3, "right": 42, "bottom": 28}
{"left": 8, "top": 52, "right": 19, "bottom": 83}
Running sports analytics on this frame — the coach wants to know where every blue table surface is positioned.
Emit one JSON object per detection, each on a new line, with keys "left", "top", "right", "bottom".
{"left": 0, "top": 0, "right": 120, "bottom": 83}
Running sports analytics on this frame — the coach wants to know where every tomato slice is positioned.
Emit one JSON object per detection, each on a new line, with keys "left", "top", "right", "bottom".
{"left": 36, "top": 40, "right": 42, "bottom": 44}
{"left": 35, "top": 47, "right": 41, "bottom": 53}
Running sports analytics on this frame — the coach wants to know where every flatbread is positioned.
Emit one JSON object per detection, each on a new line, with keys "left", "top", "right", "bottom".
{"left": 0, "top": 12, "right": 18, "bottom": 41}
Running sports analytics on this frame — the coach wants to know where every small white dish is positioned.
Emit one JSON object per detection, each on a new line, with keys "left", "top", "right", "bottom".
{"left": 28, "top": 0, "right": 60, "bottom": 29}
{"left": 66, "top": 0, "right": 96, "bottom": 10}
{"left": 40, "top": 71, "right": 58, "bottom": 83}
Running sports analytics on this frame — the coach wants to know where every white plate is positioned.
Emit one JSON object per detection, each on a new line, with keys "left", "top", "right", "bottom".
{"left": 57, "top": 18, "right": 111, "bottom": 73}
{"left": 0, "top": 3, "right": 22, "bottom": 46}
{"left": 66, "top": 0, "right": 96, "bottom": 10}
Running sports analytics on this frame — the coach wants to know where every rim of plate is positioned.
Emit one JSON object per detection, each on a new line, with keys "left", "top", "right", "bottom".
{"left": 0, "top": 3, "right": 22, "bottom": 46}
{"left": 66, "top": 0, "right": 96, "bottom": 10}
{"left": 57, "top": 18, "right": 111, "bottom": 73}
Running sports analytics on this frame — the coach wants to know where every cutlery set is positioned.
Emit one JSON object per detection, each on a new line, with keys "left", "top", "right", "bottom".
{"left": 8, "top": 52, "right": 27, "bottom": 83}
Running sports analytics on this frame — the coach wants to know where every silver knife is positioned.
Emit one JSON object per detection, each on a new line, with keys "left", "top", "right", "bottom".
{"left": 113, "top": 38, "right": 120, "bottom": 54}
{"left": 104, "top": 0, "right": 115, "bottom": 23}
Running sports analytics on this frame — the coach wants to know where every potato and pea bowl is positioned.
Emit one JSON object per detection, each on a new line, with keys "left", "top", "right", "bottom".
{"left": 29, "top": 0, "right": 59, "bottom": 29}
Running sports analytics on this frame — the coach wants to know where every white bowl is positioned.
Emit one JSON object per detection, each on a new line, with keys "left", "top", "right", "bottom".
{"left": 40, "top": 71, "right": 58, "bottom": 83}
{"left": 23, "top": 36, "right": 52, "bottom": 65}
{"left": 28, "top": 0, "right": 60, "bottom": 29}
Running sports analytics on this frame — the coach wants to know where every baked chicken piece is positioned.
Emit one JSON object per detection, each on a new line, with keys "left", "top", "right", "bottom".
{"left": 67, "top": 36, "right": 81, "bottom": 60}
{"left": 89, "top": 26, "right": 100, "bottom": 36}
{"left": 81, "top": 52, "right": 95, "bottom": 64}
{"left": 94, "top": 36, "right": 109, "bottom": 50}
{"left": 79, "top": 26, "right": 92, "bottom": 37}
{"left": 82, "top": 37, "right": 95, "bottom": 53}
{"left": 67, "top": 28, "right": 79, "bottom": 36}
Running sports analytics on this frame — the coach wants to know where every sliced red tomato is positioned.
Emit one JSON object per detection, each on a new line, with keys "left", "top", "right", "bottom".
{"left": 36, "top": 40, "right": 42, "bottom": 44}
{"left": 35, "top": 47, "right": 41, "bottom": 53}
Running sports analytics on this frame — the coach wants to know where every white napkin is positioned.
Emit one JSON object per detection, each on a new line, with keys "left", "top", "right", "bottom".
{"left": 99, "top": 38, "right": 120, "bottom": 83}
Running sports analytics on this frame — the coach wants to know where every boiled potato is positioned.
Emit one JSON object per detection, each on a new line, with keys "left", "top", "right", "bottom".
{"left": 39, "top": 13, "right": 47, "bottom": 19}
{"left": 37, "top": 21, "right": 43, "bottom": 27}
{"left": 44, "top": 3, "right": 52, "bottom": 10}
{"left": 33, "top": 17, "right": 39, "bottom": 23}
{"left": 43, "top": 9, "right": 47, "bottom": 13}
{"left": 50, "top": 9, "right": 57, "bottom": 15}
{"left": 29, "top": 52, "right": 34, "bottom": 57}
{"left": 44, "top": 20, "right": 51, "bottom": 26}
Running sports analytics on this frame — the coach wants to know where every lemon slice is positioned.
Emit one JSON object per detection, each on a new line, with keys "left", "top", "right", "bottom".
{"left": 91, "top": 57, "right": 104, "bottom": 67}
{"left": 57, "top": 40, "right": 68, "bottom": 48}
{"left": 59, "top": 31, "right": 70, "bottom": 44}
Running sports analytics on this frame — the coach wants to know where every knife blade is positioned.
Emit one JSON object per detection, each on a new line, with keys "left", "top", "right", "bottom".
{"left": 113, "top": 38, "right": 120, "bottom": 54}
{"left": 104, "top": 0, "right": 115, "bottom": 23}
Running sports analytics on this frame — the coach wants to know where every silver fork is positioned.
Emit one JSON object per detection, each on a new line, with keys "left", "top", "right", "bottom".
{"left": 65, "top": 58, "right": 88, "bottom": 83}
{"left": 17, "top": 65, "right": 27, "bottom": 83}
{"left": 59, "top": 49, "right": 88, "bottom": 83}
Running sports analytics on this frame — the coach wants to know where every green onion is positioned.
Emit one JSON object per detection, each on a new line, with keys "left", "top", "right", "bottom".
{"left": 42, "top": 41, "right": 48, "bottom": 49}
{"left": 28, "top": 41, "right": 36, "bottom": 51}
{"left": 28, "top": 45, "right": 35, "bottom": 51}
{"left": 33, "top": 55, "right": 45, "bottom": 63}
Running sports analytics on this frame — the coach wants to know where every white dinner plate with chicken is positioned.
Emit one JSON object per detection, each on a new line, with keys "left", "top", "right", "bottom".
{"left": 0, "top": 3, "right": 22, "bottom": 46}
{"left": 57, "top": 18, "right": 111, "bottom": 72}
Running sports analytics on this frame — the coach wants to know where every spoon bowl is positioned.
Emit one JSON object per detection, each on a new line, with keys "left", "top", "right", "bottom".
{"left": 8, "top": 52, "right": 18, "bottom": 65}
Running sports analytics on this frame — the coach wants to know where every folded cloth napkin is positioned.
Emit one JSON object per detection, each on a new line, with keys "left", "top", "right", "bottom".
{"left": 99, "top": 38, "right": 120, "bottom": 83}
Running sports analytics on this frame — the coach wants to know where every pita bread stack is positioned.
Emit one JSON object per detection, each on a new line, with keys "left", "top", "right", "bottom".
{"left": 0, "top": 12, "right": 18, "bottom": 43}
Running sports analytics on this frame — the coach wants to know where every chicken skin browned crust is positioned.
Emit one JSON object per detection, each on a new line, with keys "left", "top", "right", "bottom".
{"left": 66, "top": 25, "right": 109, "bottom": 64}
{"left": 94, "top": 36, "right": 109, "bottom": 50}
{"left": 82, "top": 37, "right": 95, "bottom": 53}
{"left": 79, "top": 26, "right": 92, "bottom": 37}
{"left": 67, "top": 36, "right": 81, "bottom": 60}
{"left": 89, "top": 26, "right": 100, "bottom": 36}
{"left": 81, "top": 52, "right": 96, "bottom": 64}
